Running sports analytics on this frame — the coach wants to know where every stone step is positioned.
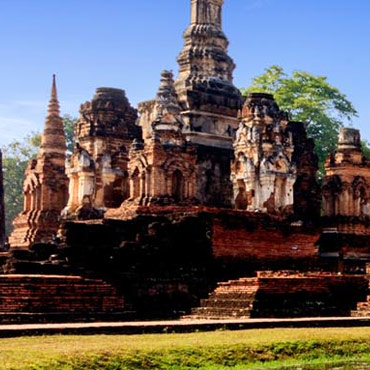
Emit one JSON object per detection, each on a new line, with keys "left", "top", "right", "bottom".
{"left": 200, "top": 298, "right": 254, "bottom": 308}
{"left": 185, "top": 274, "right": 368, "bottom": 320}
{"left": 191, "top": 306, "right": 252, "bottom": 318}
{"left": 0, "top": 311, "right": 136, "bottom": 324}
{"left": 181, "top": 314, "right": 251, "bottom": 321}
{"left": 351, "top": 310, "right": 370, "bottom": 317}
{"left": 209, "top": 291, "right": 257, "bottom": 299}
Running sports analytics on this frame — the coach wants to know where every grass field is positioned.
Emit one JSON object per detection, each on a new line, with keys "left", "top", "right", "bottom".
{"left": 1, "top": 327, "right": 370, "bottom": 369}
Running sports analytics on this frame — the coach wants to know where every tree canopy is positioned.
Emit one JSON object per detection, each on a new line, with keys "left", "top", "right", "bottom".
{"left": 241, "top": 65, "right": 358, "bottom": 172}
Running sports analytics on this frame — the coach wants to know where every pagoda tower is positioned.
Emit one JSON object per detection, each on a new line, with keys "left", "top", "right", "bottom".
{"left": 175, "top": 0, "right": 242, "bottom": 147}
{"left": 126, "top": 70, "right": 197, "bottom": 207}
{"left": 9, "top": 75, "right": 69, "bottom": 248}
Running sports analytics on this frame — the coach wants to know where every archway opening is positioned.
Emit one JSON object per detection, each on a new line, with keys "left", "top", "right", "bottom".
{"left": 172, "top": 170, "right": 184, "bottom": 201}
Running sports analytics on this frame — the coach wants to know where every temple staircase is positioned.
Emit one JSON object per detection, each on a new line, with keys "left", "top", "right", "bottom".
{"left": 352, "top": 277, "right": 370, "bottom": 317}
{"left": 182, "top": 278, "right": 259, "bottom": 320}
{"left": 183, "top": 272, "right": 369, "bottom": 320}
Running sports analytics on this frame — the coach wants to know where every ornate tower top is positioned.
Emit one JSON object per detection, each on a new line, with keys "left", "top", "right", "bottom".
{"left": 152, "top": 70, "right": 183, "bottom": 132}
{"left": 177, "top": 0, "right": 234, "bottom": 89}
{"left": 40, "top": 75, "right": 66, "bottom": 156}
{"left": 191, "top": 0, "right": 224, "bottom": 26}
{"left": 338, "top": 127, "right": 361, "bottom": 151}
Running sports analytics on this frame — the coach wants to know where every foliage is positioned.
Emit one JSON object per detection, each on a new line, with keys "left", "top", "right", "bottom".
{"left": 1, "top": 328, "right": 370, "bottom": 369}
{"left": 241, "top": 65, "right": 358, "bottom": 173}
{"left": 2, "top": 134, "right": 40, "bottom": 236}
{"left": 1, "top": 115, "right": 77, "bottom": 235}
{"left": 362, "top": 141, "right": 370, "bottom": 160}
{"left": 62, "top": 114, "right": 77, "bottom": 153}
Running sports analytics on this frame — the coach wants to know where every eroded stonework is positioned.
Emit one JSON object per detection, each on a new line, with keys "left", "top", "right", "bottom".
{"left": 0, "top": 150, "right": 5, "bottom": 249}
{"left": 9, "top": 76, "right": 68, "bottom": 248}
{"left": 128, "top": 71, "right": 197, "bottom": 206}
{"left": 176, "top": 0, "right": 241, "bottom": 146}
{"left": 65, "top": 88, "right": 141, "bottom": 218}
{"left": 231, "top": 94, "right": 296, "bottom": 215}
{"left": 2, "top": 0, "right": 370, "bottom": 321}
{"left": 323, "top": 128, "right": 370, "bottom": 219}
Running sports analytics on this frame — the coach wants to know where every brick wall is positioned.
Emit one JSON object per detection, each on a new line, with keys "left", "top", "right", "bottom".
{"left": 0, "top": 275, "right": 125, "bottom": 313}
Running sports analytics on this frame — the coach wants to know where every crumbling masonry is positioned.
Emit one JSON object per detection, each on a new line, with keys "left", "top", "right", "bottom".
{"left": 1, "top": 0, "right": 370, "bottom": 322}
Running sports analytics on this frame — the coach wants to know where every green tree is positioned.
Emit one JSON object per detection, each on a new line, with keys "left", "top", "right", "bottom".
{"left": 2, "top": 115, "right": 77, "bottom": 235}
{"left": 62, "top": 114, "right": 77, "bottom": 153}
{"left": 241, "top": 65, "right": 358, "bottom": 173}
{"left": 2, "top": 134, "right": 40, "bottom": 235}
{"left": 362, "top": 141, "right": 370, "bottom": 160}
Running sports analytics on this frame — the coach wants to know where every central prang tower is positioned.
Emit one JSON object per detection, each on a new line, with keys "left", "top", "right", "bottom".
{"left": 175, "top": 0, "right": 242, "bottom": 149}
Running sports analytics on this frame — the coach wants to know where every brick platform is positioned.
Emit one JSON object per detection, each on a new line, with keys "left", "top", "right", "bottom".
{"left": 184, "top": 272, "right": 368, "bottom": 320}
{"left": 0, "top": 275, "right": 128, "bottom": 323}
{"left": 352, "top": 280, "right": 370, "bottom": 317}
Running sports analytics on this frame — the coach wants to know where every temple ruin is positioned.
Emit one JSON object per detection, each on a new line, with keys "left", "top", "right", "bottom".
{"left": 232, "top": 93, "right": 296, "bottom": 214}
{"left": 126, "top": 71, "right": 198, "bottom": 207}
{"left": 9, "top": 76, "right": 68, "bottom": 248}
{"left": 65, "top": 87, "right": 140, "bottom": 218}
{"left": 0, "top": 150, "right": 5, "bottom": 250}
{"left": 1, "top": 0, "right": 370, "bottom": 322}
{"left": 323, "top": 128, "right": 370, "bottom": 220}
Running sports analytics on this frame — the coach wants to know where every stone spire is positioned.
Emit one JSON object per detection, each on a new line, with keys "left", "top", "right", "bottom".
{"left": 191, "top": 0, "right": 224, "bottom": 26}
{"left": 152, "top": 70, "right": 183, "bottom": 131}
{"left": 176, "top": 0, "right": 237, "bottom": 93}
{"left": 174, "top": 0, "right": 241, "bottom": 146}
{"left": 9, "top": 75, "right": 69, "bottom": 249}
{"left": 0, "top": 150, "right": 5, "bottom": 249}
{"left": 40, "top": 75, "right": 66, "bottom": 155}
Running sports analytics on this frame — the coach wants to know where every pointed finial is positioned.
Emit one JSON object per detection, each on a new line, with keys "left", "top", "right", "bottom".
{"left": 40, "top": 74, "right": 66, "bottom": 154}
{"left": 47, "top": 74, "right": 60, "bottom": 117}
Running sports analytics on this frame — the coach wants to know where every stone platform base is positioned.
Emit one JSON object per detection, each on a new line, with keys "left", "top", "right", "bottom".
{"left": 352, "top": 280, "right": 370, "bottom": 317}
{"left": 0, "top": 275, "right": 128, "bottom": 323}
{"left": 183, "top": 272, "right": 369, "bottom": 320}
{"left": 1, "top": 317, "right": 370, "bottom": 338}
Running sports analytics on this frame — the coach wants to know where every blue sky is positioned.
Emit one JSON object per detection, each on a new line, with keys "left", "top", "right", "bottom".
{"left": 0, "top": 0, "right": 369, "bottom": 146}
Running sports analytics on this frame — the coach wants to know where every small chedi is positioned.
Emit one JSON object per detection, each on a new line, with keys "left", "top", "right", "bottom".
{"left": 1, "top": 0, "right": 370, "bottom": 322}
{"left": 323, "top": 128, "right": 370, "bottom": 220}
{"left": 9, "top": 76, "right": 68, "bottom": 248}
{"left": 231, "top": 93, "right": 319, "bottom": 217}
{"left": 319, "top": 128, "right": 370, "bottom": 284}
{"left": 125, "top": 71, "right": 197, "bottom": 207}
{"left": 65, "top": 87, "right": 140, "bottom": 218}
{"left": 232, "top": 93, "right": 296, "bottom": 214}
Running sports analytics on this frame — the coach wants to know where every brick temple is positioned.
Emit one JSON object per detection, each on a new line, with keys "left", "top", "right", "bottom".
{"left": 1, "top": 0, "right": 370, "bottom": 322}
{"left": 0, "top": 150, "right": 5, "bottom": 250}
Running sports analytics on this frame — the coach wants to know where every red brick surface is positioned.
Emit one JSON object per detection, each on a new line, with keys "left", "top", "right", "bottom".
{"left": 0, "top": 275, "right": 125, "bottom": 313}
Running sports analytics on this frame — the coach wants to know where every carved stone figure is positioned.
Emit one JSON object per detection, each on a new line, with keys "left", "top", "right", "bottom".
{"left": 231, "top": 93, "right": 297, "bottom": 215}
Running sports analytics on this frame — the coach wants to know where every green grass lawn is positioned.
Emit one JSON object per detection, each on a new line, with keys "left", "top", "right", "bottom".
{"left": 1, "top": 327, "right": 370, "bottom": 369}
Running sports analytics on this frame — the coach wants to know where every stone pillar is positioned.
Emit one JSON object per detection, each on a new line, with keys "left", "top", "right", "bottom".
{"left": 0, "top": 150, "right": 5, "bottom": 249}
{"left": 191, "top": 0, "right": 224, "bottom": 26}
